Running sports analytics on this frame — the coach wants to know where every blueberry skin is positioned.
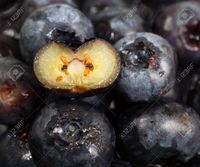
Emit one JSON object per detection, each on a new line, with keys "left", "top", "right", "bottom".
{"left": 20, "top": 4, "right": 95, "bottom": 65}
{"left": 114, "top": 33, "right": 177, "bottom": 102}
{"left": 0, "top": 35, "right": 20, "bottom": 58}
{"left": 152, "top": 1, "right": 200, "bottom": 66}
{"left": 0, "top": 57, "right": 43, "bottom": 125}
{"left": 12, "top": 0, "right": 78, "bottom": 32}
{"left": 141, "top": 0, "right": 184, "bottom": 9}
{"left": 117, "top": 103, "right": 200, "bottom": 166}
{"left": 29, "top": 101, "right": 115, "bottom": 167}
{"left": 24, "top": 0, "right": 77, "bottom": 11}
{"left": 82, "top": 0, "right": 126, "bottom": 20}
{"left": 0, "top": 0, "right": 17, "bottom": 11}
{"left": 0, "top": 0, "right": 24, "bottom": 32}
{"left": 182, "top": 73, "right": 200, "bottom": 114}
{"left": 94, "top": 10, "right": 144, "bottom": 43}
{"left": 0, "top": 128, "right": 35, "bottom": 167}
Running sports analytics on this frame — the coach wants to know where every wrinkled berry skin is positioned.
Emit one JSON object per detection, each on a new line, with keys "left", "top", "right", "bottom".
{"left": 29, "top": 101, "right": 115, "bottom": 167}
{"left": 0, "top": 57, "right": 43, "bottom": 125}
{"left": 115, "top": 33, "right": 176, "bottom": 102}
{"left": 0, "top": 126, "right": 35, "bottom": 167}
{"left": 153, "top": 1, "right": 200, "bottom": 66}
{"left": 117, "top": 103, "right": 200, "bottom": 166}
{"left": 20, "top": 4, "right": 94, "bottom": 65}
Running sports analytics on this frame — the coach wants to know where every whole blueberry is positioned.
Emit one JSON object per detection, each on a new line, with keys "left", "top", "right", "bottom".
{"left": 117, "top": 103, "right": 200, "bottom": 166}
{"left": 20, "top": 4, "right": 94, "bottom": 65}
{"left": 115, "top": 33, "right": 177, "bottom": 102}
{"left": 29, "top": 101, "right": 115, "bottom": 167}
{"left": 0, "top": 57, "right": 43, "bottom": 125}
{"left": 153, "top": 1, "right": 200, "bottom": 66}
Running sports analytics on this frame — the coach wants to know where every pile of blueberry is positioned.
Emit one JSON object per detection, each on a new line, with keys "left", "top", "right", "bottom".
{"left": 0, "top": 0, "right": 200, "bottom": 167}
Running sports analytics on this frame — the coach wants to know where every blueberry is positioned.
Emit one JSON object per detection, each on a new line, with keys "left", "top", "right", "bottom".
{"left": 80, "top": 94, "right": 111, "bottom": 109}
{"left": 33, "top": 39, "right": 120, "bottom": 97}
{"left": 0, "top": 57, "right": 44, "bottom": 125}
{"left": 185, "top": 153, "right": 200, "bottom": 167}
{"left": 180, "top": 72, "right": 200, "bottom": 114}
{"left": 114, "top": 33, "right": 177, "bottom": 102}
{"left": 153, "top": 1, "right": 200, "bottom": 66}
{"left": 12, "top": 0, "right": 79, "bottom": 32}
{"left": 29, "top": 101, "right": 115, "bottom": 167}
{"left": 94, "top": 10, "right": 144, "bottom": 43}
{"left": 141, "top": 0, "right": 184, "bottom": 9}
{"left": 0, "top": 35, "right": 20, "bottom": 58}
{"left": 22, "top": 0, "right": 78, "bottom": 21}
{"left": 0, "top": 124, "right": 8, "bottom": 139}
{"left": 0, "top": 0, "right": 24, "bottom": 32}
{"left": 24, "top": 0, "right": 78, "bottom": 11}
{"left": 117, "top": 103, "right": 200, "bottom": 166}
{"left": 0, "top": 125, "right": 35, "bottom": 167}
{"left": 82, "top": 0, "right": 126, "bottom": 20}
{"left": 20, "top": 4, "right": 95, "bottom": 65}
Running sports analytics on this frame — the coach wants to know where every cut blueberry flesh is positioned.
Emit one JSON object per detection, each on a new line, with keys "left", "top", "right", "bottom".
{"left": 34, "top": 39, "right": 120, "bottom": 96}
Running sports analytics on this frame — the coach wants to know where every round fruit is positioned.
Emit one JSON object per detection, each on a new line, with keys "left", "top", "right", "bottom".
{"left": 153, "top": 1, "right": 200, "bottom": 66}
{"left": 0, "top": 57, "right": 43, "bottom": 125}
{"left": 20, "top": 4, "right": 94, "bottom": 65}
{"left": 115, "top": 32, "right": 177, "bottom": 102}
{"left": 34, "top": 39, "right": 120, "bottom": 96}
{"left": 117, "top": 103, "right": 200, "bottom": 166}
{"left": 29, "top": 101, "right": 116, "bottom": 167}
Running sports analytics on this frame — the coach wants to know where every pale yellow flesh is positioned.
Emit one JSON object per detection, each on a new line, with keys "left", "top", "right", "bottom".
{"left": 34, "top": 40, "right": 120, "bottom": 91}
